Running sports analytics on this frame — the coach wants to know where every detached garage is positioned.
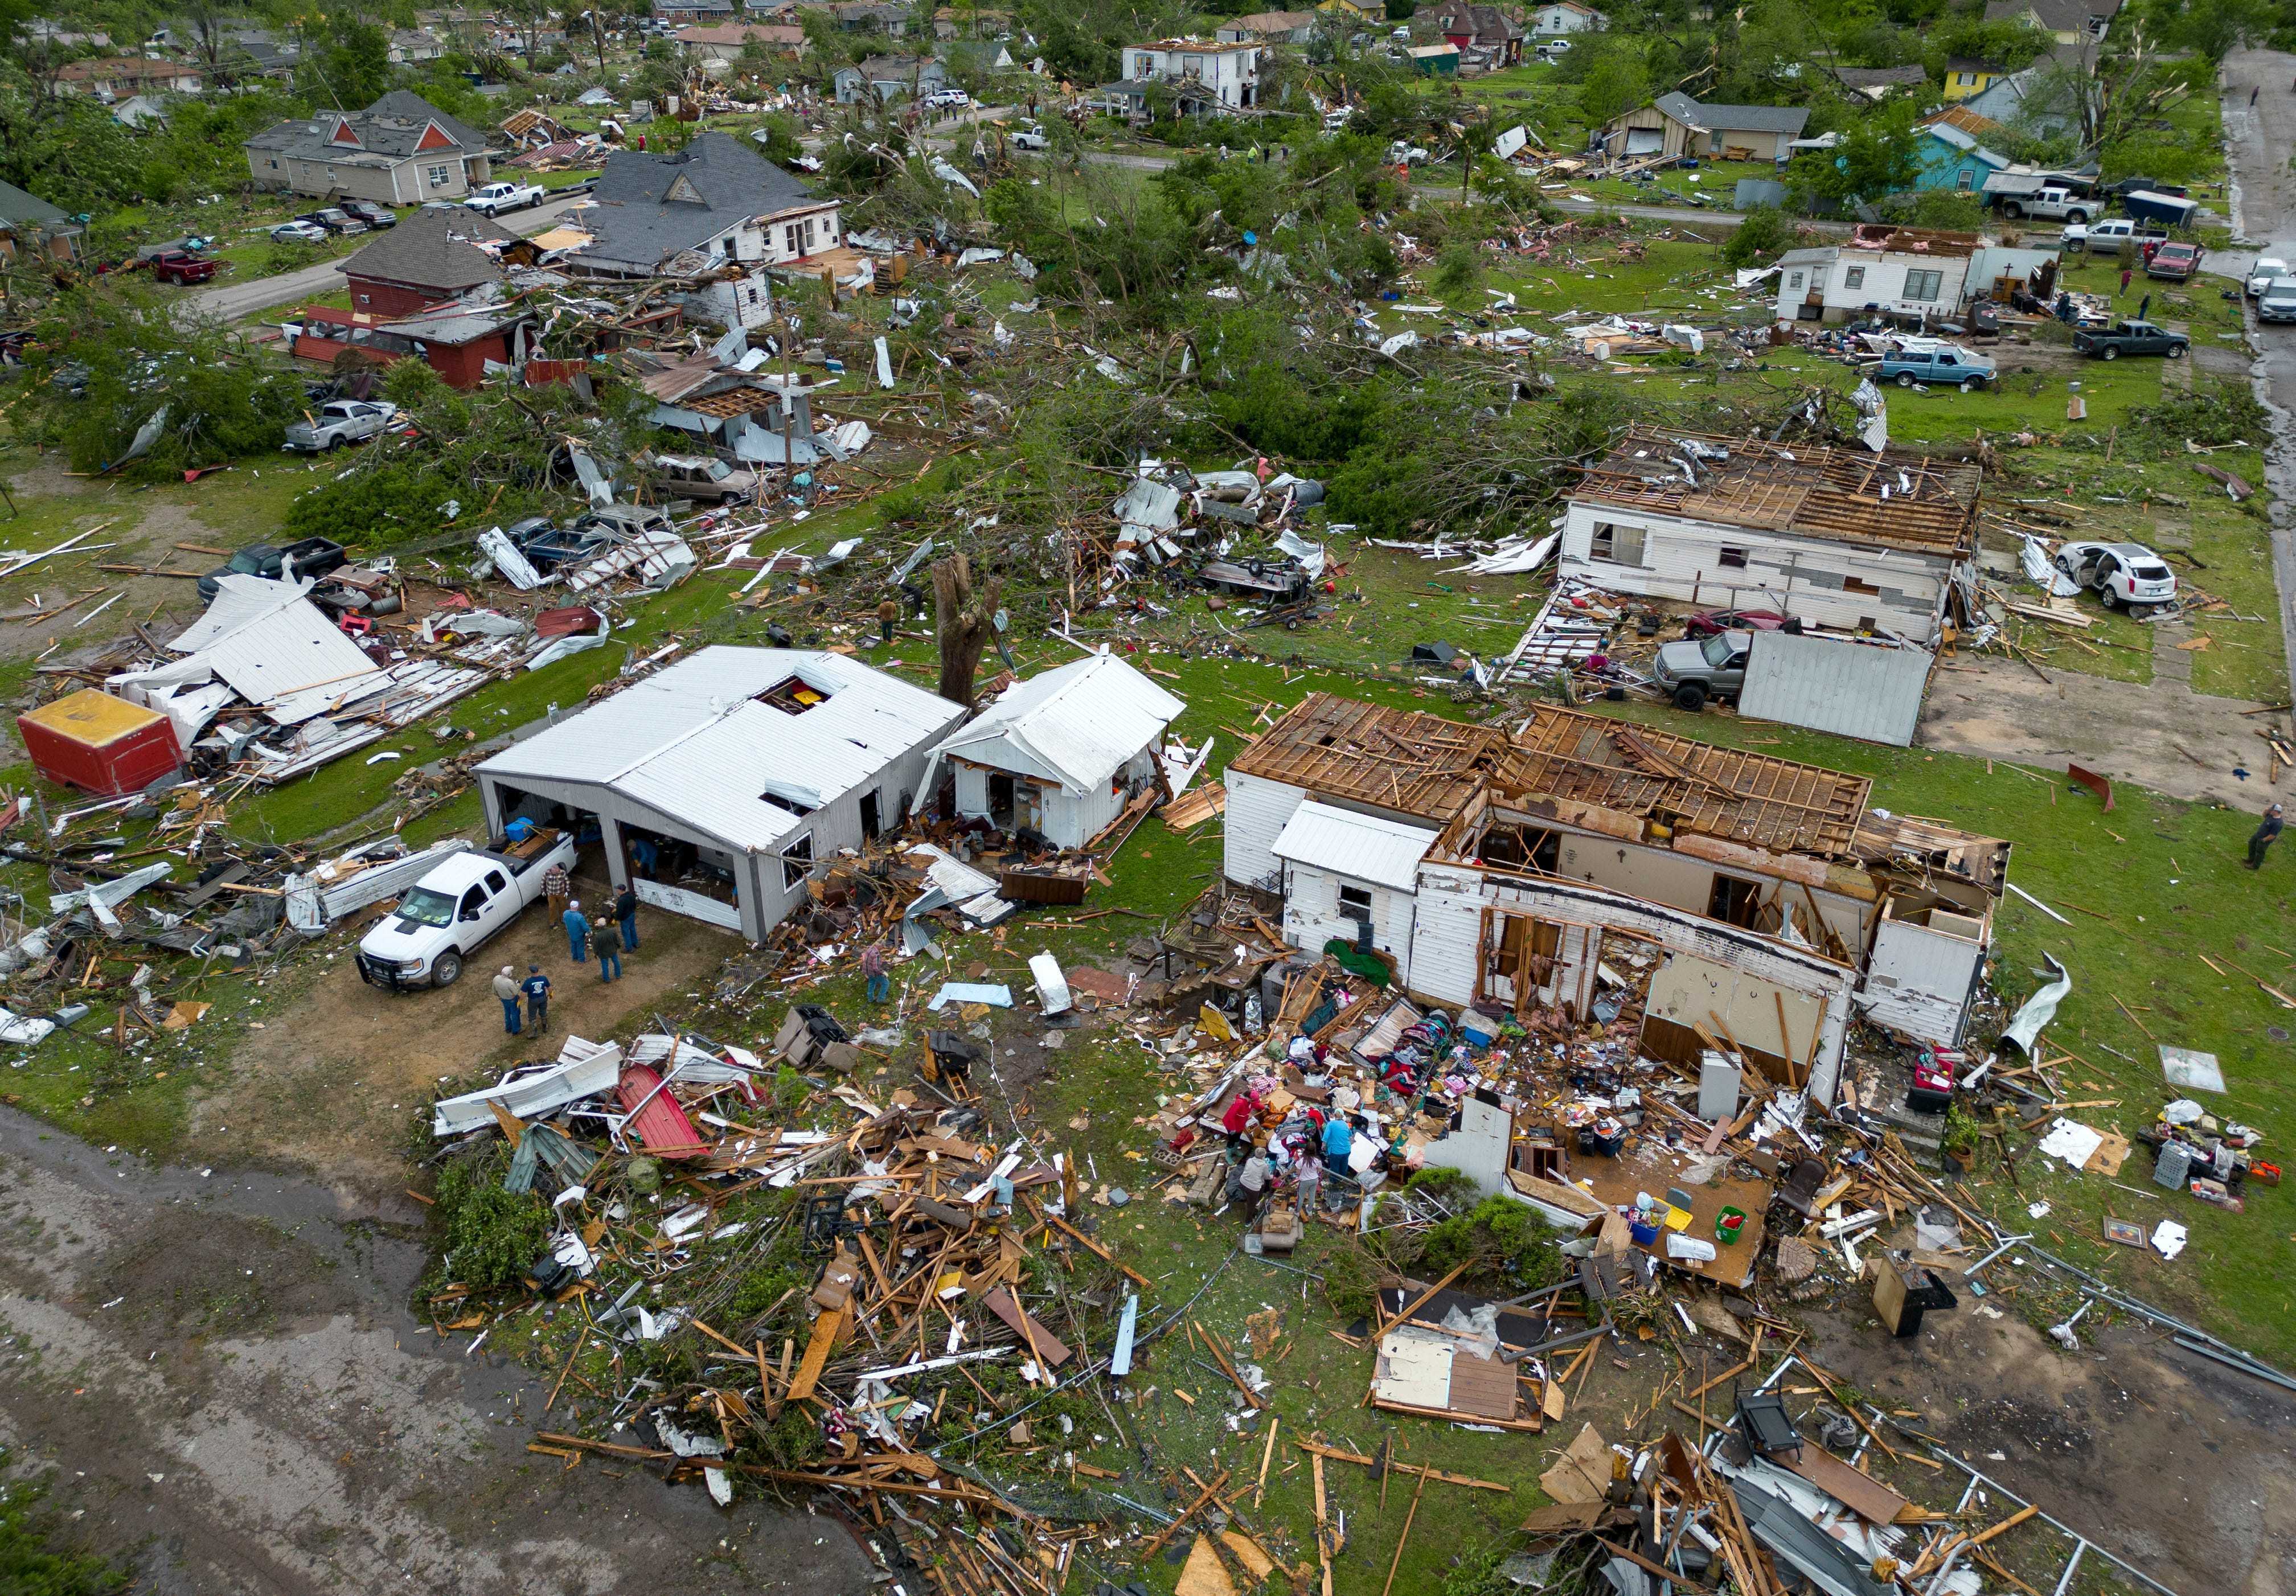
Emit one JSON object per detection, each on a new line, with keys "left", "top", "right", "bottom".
{"left": 475, "top": 647, "right": 963, "bottom": 942}
{"left": 1269, "top": 801, "right": 1438, "bottom": 985}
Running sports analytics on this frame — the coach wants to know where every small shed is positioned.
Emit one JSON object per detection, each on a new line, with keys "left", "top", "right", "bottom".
{"left": 19, "top": 689, "right": 182, "bottom": 795}
{"left": 1407, "top": 42, "right": 1461, "bottom": 74}
{"left": 917, "top": 653, "right": 1183, "bottom": 850}
{"left": 477, "top": 648, "right": 964, "bottom": 941}
{"left": 1269, "top": 801, "right": 1437, "bottom": 983}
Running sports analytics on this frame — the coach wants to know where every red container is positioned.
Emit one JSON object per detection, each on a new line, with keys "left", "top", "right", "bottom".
{"left": 18, "top": 689, "right": 182, "bottom": 797}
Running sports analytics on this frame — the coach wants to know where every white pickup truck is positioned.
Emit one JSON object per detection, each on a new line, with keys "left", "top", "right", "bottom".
{"left": 465, "top": 180, "right": 547, "bottom": 216}
{"left": 1996, "top": 186, "right": 2096, "bottom": 223}
{"left": 355, "top": 830, "right": 574, "bottom": 991}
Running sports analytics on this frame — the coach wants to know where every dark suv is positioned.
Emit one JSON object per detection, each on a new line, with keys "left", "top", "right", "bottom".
{"left": 198, "top": 536, "right": 350, "bottom": 600}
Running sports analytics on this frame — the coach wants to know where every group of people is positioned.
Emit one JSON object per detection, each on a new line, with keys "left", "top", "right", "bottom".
{"left": 1217, "top": 1076, "right": 1384, "bottom": 1214}
{"left": 490, "top": 863, "right": 642, "bottom": 1035}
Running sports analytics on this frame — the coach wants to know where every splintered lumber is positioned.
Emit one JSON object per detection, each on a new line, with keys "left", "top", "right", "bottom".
{"left": 788, "top": 1303, "right": 846, "bottom": 1402}
{"left": 1137, "top": 1468, "right": 1231, "bottom": 1565}
{"left": 1293, "top": 1439, "right": 1511, "bottom": 1493}
{"left": 1374, "top": 1262, "right": 1469, "bottom": 1340}
{"left": 1379, "top": 1466, "right": 1429, "bottom": 1596}
{"left": 1312, "top": 1453, "right": 1335, "bottom": 1596}
{"left": 1193, "top": 1318, "right": 1268, "bottom": 1410}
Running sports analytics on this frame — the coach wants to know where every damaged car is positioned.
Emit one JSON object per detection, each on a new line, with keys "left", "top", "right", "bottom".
{"left": 2053, "top": 540, "right": 2178, "bottom": 612}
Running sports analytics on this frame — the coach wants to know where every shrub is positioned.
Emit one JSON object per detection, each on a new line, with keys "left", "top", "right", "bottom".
{"left": 432, "top": 1150, "right": 552, "bottom": 1291}
{"left": 1430, "top": 238, "right": 1483, "bottom": 297}
{"left": 1720, "top": 205, "right": 1793, "bottom": 268}
{"left": 1413, "top": 1195, "right": 1566, "bottom": 1289}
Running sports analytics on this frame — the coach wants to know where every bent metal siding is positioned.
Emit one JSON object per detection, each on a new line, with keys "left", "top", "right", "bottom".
{"left": 1410, "top": 863, "right": 1860, "bottom": 1103}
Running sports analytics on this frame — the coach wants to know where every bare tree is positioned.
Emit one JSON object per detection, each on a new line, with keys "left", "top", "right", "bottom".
{"left": 932, "top": 551, "right": 1004, "bottom": 705}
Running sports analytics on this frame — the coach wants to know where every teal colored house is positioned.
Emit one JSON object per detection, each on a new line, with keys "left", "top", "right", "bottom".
{"left": 1913, "top": 105, "right": 2011, "bottom": 194}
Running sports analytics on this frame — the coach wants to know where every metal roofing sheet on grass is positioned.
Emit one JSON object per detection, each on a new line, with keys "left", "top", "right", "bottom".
{"left": 1270, "top": 801, "right": 1438, "bottom": 892}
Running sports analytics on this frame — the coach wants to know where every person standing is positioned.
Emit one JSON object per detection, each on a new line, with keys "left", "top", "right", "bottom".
{"left": 2118, "top": 265, "right": 2131, "bottom": 297}
{"left": 522, "top": 963, "right": 552, "bottom": 1031}
{"left": 2248, "top": 803, "right": 2285, "bottom": 869}
{"left": 2252, "top": 84, "right": 2261, "bottom": 108}
{"left": 2137, "top": 292, "right": 2151, "bottom": 322}
{"left": 614, "top": 881, "right": 639, "bottom": 951}
{"left": 862, "top": 938, "right": 889, "bottom": 1004}
{"left": 878, "top": 595, "right": 899, "bottom": 646}
{"left": 542, "top": 859, "right": 570, "bottom": 922}
{"left": 1321, "top": 1112, "right": 1353, "bottom": 1180}
{"left": 596, "top": 928, "right": 622, "bottom": 983}
{"left": 492, "top": 965, "right": 523, "bottom": 1035}
{"left": 562, "top": 898, "right": 588, "bottom": 962}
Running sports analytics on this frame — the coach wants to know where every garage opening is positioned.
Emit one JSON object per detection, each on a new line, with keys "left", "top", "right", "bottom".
{"left": 1623, "top": 127, "right": 1663, "bottom": 155}
{"left": 487, "top": 782, "right": 603, "bottom": 858}
{"left": 621, "top": 820, "right": 744, "bottom": 922}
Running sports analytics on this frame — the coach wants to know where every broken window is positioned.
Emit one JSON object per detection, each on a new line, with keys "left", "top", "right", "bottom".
{"left": 1903, "top": 268, "right": 1944, "bottom": 302}
{"left": 781, "top": 834, "right": 814, "bottom": 890}
{"left": 1843, "top": 265, "right": 1865, "bottom": 289}
{"left": 1708, "top": 873, "right": 1763, "bottom": 928}
{"left": 1589, "top": 522, "right": 1646, "bottom": 567}
{"left": 1787, "top": 270, "right": 1803, "bottom": 292}
{"left": 1719, "top": 546, "right": 1749, "bottom": 570}
{"left": 1337, "top": 883, "right": 1374, "bottom": 920}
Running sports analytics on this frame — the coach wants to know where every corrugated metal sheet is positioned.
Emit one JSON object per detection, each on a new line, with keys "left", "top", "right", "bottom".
{"left": 479, "top": 649, "right": 963, "bottom": 854}
{"left": 1739, "top": 631, "right": 1933, "bottom": 747}
{"left": 1270, "top": 801, "right": 1437, "bottom": 892}
{"left": 923, "top": 653, "right": 1183, "bottom": 797}
{"left": 1221, "top": 768, "right": 1306, "bottom": 889}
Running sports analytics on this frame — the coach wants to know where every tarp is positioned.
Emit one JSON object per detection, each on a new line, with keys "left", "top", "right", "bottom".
{"left": 1998, "top": 952, "right": 2070, "bottom": 1056}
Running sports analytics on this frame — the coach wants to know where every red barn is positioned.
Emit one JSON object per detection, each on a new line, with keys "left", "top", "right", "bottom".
{"left": 19, "top": 690, "right": 182, "bottom": 796}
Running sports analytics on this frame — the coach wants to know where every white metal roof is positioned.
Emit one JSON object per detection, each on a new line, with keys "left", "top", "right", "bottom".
{"left": 1270, "top": 801, "right": 1438, "bottom": 893}
{"left": 478, "top": 648, "right": 963, "bottom": 852}
{"left": 921, "top": 653, "right": 1183, "bottom": 797}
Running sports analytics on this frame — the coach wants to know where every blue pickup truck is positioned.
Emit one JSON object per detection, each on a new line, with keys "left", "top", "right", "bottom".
{"left": 1873, "top": 342, "right": 1997, "bottom": 392}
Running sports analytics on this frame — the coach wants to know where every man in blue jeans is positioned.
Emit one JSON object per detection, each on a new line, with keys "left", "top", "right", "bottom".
{"left": 862, "top": 939, "right": 888, "bottom": 1003}
{"left": 597, "top": 933, "right": 621, "bottom": 983}
{"left": 1321, "top": 1112, "right": 1353, "bottom": 1180}
{"left": 522, "top": 963, "right": 552, "bottom": 1031}
{"left": 614, "top": 883, "right": 639, "bottom": 951}
{"left": 563, "top": 898, "right": 588, "bottom": 962}
{"left": 491, "top": 965, "right": 523, "bottom": 1035}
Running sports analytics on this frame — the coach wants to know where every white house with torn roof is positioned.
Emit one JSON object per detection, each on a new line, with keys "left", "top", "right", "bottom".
{"left": 1556, "top": 425, "right": 1982, "bottom": 642}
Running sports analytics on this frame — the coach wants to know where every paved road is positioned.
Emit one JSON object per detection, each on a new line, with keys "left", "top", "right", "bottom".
{"left": 2221, "top": 47, "right": 2296, "bottom": 705}
{"left": 181, "top": 192, "right": 597, "bottom": 323}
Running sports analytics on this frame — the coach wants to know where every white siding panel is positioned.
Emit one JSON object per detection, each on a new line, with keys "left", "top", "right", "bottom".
{"left": 1284, "top": 863, "right": 1416, "bottom": 983}
{"left": 1042, "top": 782, "right": 1125, "bottom": 850}
{"left": 1740, "top": 631, "right": 1933, "bottom": 747}
{"left": 953, "top": 763, "right": 990, "bottom": 819}
{"left": 1406, "top": 875, "right": 1489, "bottom": 1008}
{"left": 1223, "top": 768, "right": 1309, "bottom": 889}
{"left": 1859, "top": 919, "right": 1983, "bottom": 1043}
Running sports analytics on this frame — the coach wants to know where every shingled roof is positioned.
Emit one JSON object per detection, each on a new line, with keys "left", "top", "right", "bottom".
{"left": 1651, "top": 91, "right": 1811, "bottom": 138}
{"left": 573, "top": 131, "right": 821, "bottom": 274}
{"left": 245, "top": 90, "right": 485, "bottom": 167}
{"left": 337, "top": 206, "right": 516, "bottom": 296}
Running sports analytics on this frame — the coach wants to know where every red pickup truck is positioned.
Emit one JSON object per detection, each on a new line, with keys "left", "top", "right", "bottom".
{"left": 144, "top": 250, "right": 218, "bottom": 286}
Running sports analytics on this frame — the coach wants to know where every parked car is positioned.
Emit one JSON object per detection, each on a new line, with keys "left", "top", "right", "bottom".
{"left": 1389, "top": 141, "right": 1430, "bottom": 165}
{"left": 142, "top": 249, "right": 217, "bottom": 285}
{"left": 269, "top": 220, "right": 329, "bottom": 243}
{"left": 197, "top": 536, "right": 350, "bottom": 600}
{"left": 2146, "top": 241, "right": 2203, "bottom": 281}
{"left": 2246, "top": 256, "right": 2289, "bottom": 297}
{"left": 2053, "top": 540, "right": 2178, "bottom": 613}
{"left": 651, "top": 453, "right": 760, "bottom": 505}
{"left": 510, "top": 515, "right": 609, "bottom": 573}
{"left": 1999, "top": 186, "right": 2095, "bottom": 223}
{"left": 570, "top": 502, "right": 677, "bottom": 541}
{"left": 2062, "top": 217, "right": 2167, "bottom": 255}
{"left": 282, "top": 398, "right": 400, "bottom": 453}
{"left": 296, "top": 209, "right": 367, "bottom": 236}
{"left": 1534, "top": 38, "right": 1571, "bottom": 60}
{"left": 465, "top": 180, "right": 546, "bottom": 215}
{"left": 355, "top": 830, "right": 575, "bottom": 990}
{"left": 1684, "top": 608, "right": 1785, "bottom": 638}
{"left": 2260, "top": 278, "right": 2296, "bottom": 324}
{"left": 1651, "top": 629, "right": 1752, "bottom": 711}
{"left": 339, "top": 199, "right": 399, "bottom": 228}
{"left": 1875, "top": 342, "right": 1996, "bottom": 392}
{"left": 1010, "top": 122, "right": 1051, "bottom": 150}
{"left": 922, "top": 88, "right": 971, "bottom": 110}
{"left": 2070, "top": 319, "right": 2188, "bottom": 360}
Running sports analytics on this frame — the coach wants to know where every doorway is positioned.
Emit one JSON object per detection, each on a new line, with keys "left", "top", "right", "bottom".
{"left": 987, "top": 773, "right": 1016, "bottom": 829}
{"left": 1708, "top": 874, "right": 1763, "bottom": 929}
{"left": 859, "top": 789, "right": 882, "bottom": 842}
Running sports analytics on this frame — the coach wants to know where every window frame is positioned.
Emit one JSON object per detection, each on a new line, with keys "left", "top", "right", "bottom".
{"left": 781, "top": 832, "right": 815, "bottom": 890}
{"left": 1718, "top": 546, "right": 1749, "bottom": 571}
{"left": 1336, "top": 882, "right": 1374, "bottom": 919}
{"left": 1843, "top": 265, "right": 1865, "bottom": 290}
{"left": 1903, "top": 268, "right": 1944, "bottom": 302}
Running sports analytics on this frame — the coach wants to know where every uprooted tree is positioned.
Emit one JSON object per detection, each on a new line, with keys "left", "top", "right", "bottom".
{"left": 932, "top": 552, "right": 1004, "bottom": 707}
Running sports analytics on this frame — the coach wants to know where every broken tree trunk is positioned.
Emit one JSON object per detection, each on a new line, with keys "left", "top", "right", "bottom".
{"left": 932, "top": 552, "right": 1004, "bottom": 707}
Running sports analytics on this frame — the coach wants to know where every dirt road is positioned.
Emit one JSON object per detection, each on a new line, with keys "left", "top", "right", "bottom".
{"left": 0, "top": 1106, "right": 874, "bottom": 1595}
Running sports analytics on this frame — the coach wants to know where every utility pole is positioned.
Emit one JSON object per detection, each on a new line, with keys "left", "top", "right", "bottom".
{"left": 587, "top": 9, "right": 606, "bottom": 77}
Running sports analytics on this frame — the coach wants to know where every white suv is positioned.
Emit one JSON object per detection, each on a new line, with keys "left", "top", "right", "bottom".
{"left": 2053, "top": 540, "right": 2178, "bottom": 612}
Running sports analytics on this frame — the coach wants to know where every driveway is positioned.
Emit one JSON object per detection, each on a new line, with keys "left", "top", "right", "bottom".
{"left": 182, "top": 193, "right": 597, "bottom": 324}
{"left": 2222, "top": 47, "right": 2296, "bottom": 702}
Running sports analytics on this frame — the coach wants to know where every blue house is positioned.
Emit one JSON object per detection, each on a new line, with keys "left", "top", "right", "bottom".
{"left": 1914, "top": 105, "right": 2012, "bottom": 194}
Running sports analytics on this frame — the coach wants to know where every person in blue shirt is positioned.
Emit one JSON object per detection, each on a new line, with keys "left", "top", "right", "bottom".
{"left": 521, "top": 964, "right": 552, "bottom": 1031}
{"left": 1321, "top": 1114, "right": 1353, "bottom": 1179}
{"left": 562, "top": 899, "right": 588, "bottom": 962}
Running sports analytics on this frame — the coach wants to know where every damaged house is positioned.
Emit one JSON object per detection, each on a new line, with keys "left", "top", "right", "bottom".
{"left": 916, "top": 653, "right": 1184, "bottom": 850}
{"left": 564, "top": 133, "right": 844, "bottom": 321}
{"left": 629, "top": 349, "right": 863, "bottom": 463}
{"left": 1223, "top": 694, "right": 2009, "bottom": 1110}
{"left": 1557, "top": 426, "right": 1982, "bottom": 643}
{"left": 336, "top": 202, "right": 515, "bottom": 317}
{"left": 243, "top": 89, "right": 493, "bottom": 204}
{"left": 476, "top": 648, "right": 964, "bottom": 942}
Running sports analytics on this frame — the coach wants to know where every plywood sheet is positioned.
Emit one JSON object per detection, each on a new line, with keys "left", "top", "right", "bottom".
{"left": 1539, "top": 1422, "right": 1612, "bottom": 1504}
{"left": 1780, "top": 1442, "right": 1913, "bottom": 1527}
{"left": 1444, "top": 1348, "right": 1521, "bottom": 1421}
